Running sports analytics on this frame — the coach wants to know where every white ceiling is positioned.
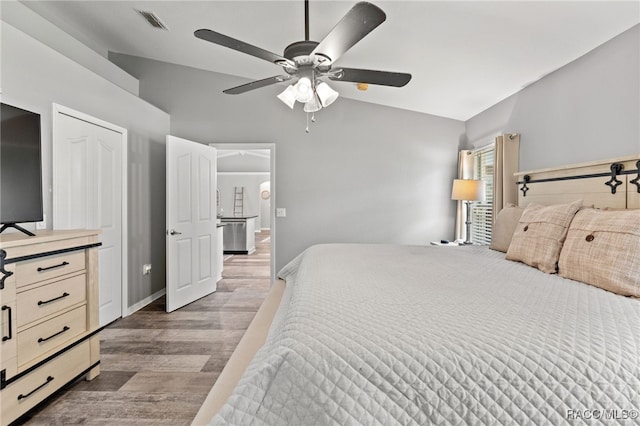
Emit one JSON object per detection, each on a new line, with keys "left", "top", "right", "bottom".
{"left": 22, "top": 0, "right": 640, "bottom": 121}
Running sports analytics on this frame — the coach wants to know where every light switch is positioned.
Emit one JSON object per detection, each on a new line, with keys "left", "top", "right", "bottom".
{"left": 276, "top": 208, "right": 286, "bottom": 217}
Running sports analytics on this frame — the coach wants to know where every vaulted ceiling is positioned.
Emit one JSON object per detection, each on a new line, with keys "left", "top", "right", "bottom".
{"left": 22, "top": 0, "right": 640, "bottom": 121}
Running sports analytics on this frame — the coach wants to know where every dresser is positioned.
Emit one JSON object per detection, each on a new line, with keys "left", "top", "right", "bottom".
{"left": 0, "top": 230, "right": 101, "bottom": 425}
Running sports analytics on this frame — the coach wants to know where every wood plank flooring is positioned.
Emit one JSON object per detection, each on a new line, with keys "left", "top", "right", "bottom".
{"left": 17, "top": 231, "right": 272, "bottom": 425}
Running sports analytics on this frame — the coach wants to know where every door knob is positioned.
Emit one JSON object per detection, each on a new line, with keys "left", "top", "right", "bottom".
{"left": 169, "top": 229, "right": 182, "bottom": 235}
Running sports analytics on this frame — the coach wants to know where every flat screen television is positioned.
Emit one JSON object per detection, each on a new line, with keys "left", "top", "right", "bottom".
{"left": 0, "top": 103, "right": 43, "bottom": 236}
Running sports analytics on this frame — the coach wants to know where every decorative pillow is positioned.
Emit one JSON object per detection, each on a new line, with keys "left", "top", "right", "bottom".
{"left": 558, "top": 209, "right": 640, "bottom": 297}
{"left": 490, "top": 204, "right": 524, "bottom": 253}
{"left": 506, "top": 200, "right": 583, "bottom": 273}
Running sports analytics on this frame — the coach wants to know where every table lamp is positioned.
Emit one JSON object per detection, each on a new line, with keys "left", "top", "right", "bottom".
{"left": 451, "top": 179, "right": 486, "bottom": 244}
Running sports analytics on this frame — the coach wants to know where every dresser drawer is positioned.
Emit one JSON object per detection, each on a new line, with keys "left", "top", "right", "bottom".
{"left": 17, "top": 305, "right": 86, "bottom": 366}
{"left": 17, "top": 274, "right": 86, "bottom": 328}
{"left": 1, "top": 339, "right": 91, "bottom": 426}
{"left": 15, "top": 251, "right": 85, "bottom": 287}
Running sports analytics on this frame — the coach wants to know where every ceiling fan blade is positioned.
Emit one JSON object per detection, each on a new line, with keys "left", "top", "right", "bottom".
{"left": 329, "top": 68, "right": 411, "bottom": 87}
{"left": 311, "top": 2, "right": 386, "bottom": 64}
{"left": 195, "top": 29, "right": 296, "bottom": 69}
{"left": 223, "top": 75, "right": 293, "bottom": 95}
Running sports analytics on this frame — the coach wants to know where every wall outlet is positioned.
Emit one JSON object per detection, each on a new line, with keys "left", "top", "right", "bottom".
{"left": 142, "top": 264, "right": 152, "bottom": 275}
{"left": 276, "top": 208, "right": 286, "bottom": 217}
{"left": 36, "top": 213, "right": 46, "bottom": 230}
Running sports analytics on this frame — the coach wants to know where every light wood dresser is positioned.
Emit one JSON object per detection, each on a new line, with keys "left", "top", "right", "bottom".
{"left": 0, "top": 230, "right": 101, "bottom": 425}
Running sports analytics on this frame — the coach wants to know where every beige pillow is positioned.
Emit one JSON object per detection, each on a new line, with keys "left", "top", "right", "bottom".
{"left": 490, "top": 204, "right": 524, "bottom": 253}
{"left": 506, "top": 200, "right": 583, "bottom": 273}
{"left": 558, "top": 209, "right": 640, "bottom": 297}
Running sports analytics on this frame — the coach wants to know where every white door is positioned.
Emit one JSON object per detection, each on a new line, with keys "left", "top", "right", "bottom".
{"left": 166, "top": 135, "right": 217, "bottom": 312}
{"left": 53, "top": 107, "right": 125, "bottom": 326}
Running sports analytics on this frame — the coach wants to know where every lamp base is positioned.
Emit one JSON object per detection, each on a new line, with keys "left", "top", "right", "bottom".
{"left": 464, "top": 201, "right": 473, "bottom": 245}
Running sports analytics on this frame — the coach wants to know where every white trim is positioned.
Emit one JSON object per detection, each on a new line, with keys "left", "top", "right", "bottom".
{"left": 216, "top": 150, "right": 270, "bottom": 160}
{"left": 473, "top": 142, "right": 495, "bottom": 154}
{"left": 210, "top": 142, "right": 277, "bottom": 284}
{"left": 126, "top": 288, "right": 166, "bottom": 316}
{"left": 52, "top": 103, "right": 129, "bottom": 322}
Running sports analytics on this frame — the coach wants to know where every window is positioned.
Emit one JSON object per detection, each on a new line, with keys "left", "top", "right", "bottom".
{"left": 471, "top": 145, "right": 494, "bottom": 245}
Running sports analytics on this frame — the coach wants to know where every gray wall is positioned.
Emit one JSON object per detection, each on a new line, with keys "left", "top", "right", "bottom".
{"left": 217, "top": 173, "right": 269, "bottom": 220}
{"left": 5, "top": 3, "right": 636, "bottom": 308}
{"left": 217, "top": 152, "right": 270, "bottom": 173}
{"left": 466, "top": 24, "right": 640, "bottom": 171}
{"left": 217, "top": 152, "right": 271, "bottom": 226}
{"left": 110, "top": 53, "right": 466, "bottom": 271}
{"left": 1, "top": 21, "right": 170, "bottom": 309}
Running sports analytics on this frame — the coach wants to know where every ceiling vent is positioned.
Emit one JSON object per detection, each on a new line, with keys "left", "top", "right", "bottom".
{"left": 136, "top": 9, "right": 168, "bottom": 31}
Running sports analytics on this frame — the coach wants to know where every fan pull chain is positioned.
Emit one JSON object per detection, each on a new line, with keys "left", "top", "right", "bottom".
{"left": 305, "top": 112, "right": 318, "bottom": 133}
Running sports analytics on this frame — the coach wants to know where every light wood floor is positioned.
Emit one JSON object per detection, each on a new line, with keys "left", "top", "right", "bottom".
{"left": 18, "top": 230, "right": 272, "bottom": 425}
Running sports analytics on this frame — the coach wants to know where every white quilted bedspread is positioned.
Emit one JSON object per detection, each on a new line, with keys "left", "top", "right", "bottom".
{"left": 211, "top": 244, "right": 640, "bottom": 425}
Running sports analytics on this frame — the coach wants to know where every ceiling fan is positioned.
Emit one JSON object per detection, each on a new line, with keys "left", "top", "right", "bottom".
{"left": 194, "top": 0, "right": 412, "bottom": 113}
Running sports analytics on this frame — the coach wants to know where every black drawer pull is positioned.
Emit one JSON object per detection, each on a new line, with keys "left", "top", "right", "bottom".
{"left": 38, "top": 326, "right": 70, "bottom": 343}
{"left": 1, "top": 305, "right": 12, "bottom": 342}
{"left": 17, "top": 376, "right": 54, "bottom": 400}
{"left": 37, "top": 261, "right": 70, "bottom": 272}
{"left": 38, "top": 292, "right": 70, "bottom": 306}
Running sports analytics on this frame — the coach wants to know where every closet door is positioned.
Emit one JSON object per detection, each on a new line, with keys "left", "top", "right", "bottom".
{"left": 53, "top": 106, "right": 125, "bottom": 326}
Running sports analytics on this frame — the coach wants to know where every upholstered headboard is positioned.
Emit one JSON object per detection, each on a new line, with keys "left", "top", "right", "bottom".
{"left": 514, "top": 155, "right": 640, "bottom": 209}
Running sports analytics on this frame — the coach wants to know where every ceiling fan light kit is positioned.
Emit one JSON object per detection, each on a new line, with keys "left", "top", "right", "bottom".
{"left": 194, "top": 0, "right": 411, "bottom": 130}
{"left": 278, "top": 73, "right": 340, "bottom": 111}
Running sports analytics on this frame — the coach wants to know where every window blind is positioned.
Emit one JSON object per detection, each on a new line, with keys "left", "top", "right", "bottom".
{"left": 471, "top": 145, "right": 495, "bottom": 245}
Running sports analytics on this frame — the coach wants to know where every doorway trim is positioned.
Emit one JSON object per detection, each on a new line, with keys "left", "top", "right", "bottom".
{"left": 52, "top": 103, "right": 129, "bottom": 320}
{"left": 210, "top": 142, "right": 276, "bottom": 283}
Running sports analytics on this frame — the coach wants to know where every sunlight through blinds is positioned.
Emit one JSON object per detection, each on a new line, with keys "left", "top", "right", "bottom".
{"left": 471, "top": 145, "right": 495, "bottom": 245}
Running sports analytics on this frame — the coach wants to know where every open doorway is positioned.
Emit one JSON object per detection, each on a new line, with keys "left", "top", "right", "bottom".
{"left": 211, "top": 143, "right": 276, "bottom": 283}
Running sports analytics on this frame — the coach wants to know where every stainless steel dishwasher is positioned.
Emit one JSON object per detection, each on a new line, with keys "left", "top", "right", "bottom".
{"left": 222, "top": 219, "right": 247, "bottom": 253}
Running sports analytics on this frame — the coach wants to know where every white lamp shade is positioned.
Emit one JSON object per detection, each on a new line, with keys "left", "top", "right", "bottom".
{"left": 293, "top": 77, "right": 313, "bottom": 103}
{"left": 316, "top": 81, "right": 339, "bottom": 107}
{"left": 451, "top": 179, "right": 485, "bottom": 201}
{"left": 303, "top": 93, "right": 322, "bottom": 113}
{"left": 277, "top": 86, "right": 296, "bottom": 109}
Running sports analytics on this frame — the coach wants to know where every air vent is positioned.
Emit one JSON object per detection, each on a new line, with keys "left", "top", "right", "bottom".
{"left": 136, "top": 9, "right": 168, "bottom": 31}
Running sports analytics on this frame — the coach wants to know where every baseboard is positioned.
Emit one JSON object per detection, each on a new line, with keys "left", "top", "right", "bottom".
{"left": 125, "top": 288, "right": 166, "bottom": 317}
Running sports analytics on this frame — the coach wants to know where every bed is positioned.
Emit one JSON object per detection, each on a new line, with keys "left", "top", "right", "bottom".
{"left": 193, "top": 156, "right": 640, "bottom": 425}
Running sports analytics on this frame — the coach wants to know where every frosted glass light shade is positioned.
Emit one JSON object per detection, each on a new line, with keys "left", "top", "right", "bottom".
{"left": 303, "top": 94, "right": 322, "bottom": 113}
{"left": 294, "top": 77, "right": 313, "bottom": 103}
{"left": 316, "top": 81, "right": 339, "bottom": 107}
{"left": 451, "top": 179, "right": 485, "bottom": 201}
{"left": 277, "top": 86, "right": 296, "bottom": 109}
